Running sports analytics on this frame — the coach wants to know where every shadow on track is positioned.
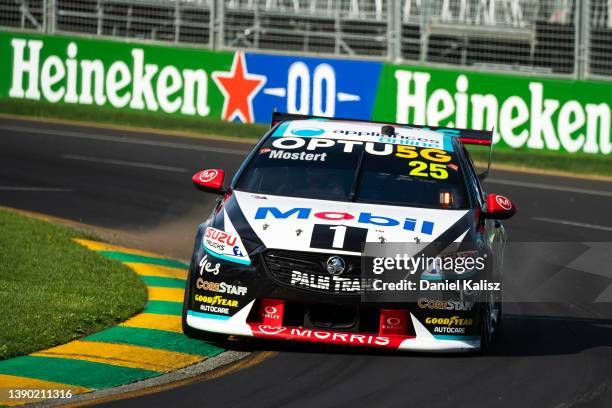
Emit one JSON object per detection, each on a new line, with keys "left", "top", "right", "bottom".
{"left": 488, "top": 314, "right": 612, "bottom": 357}
{"left": 205, "top": 313, "right": 612, "bottom": 359}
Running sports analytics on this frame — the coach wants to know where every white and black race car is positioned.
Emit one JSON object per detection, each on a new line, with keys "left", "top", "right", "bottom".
{"left": 182, "top": 113, "right": 516, "bottom": 353}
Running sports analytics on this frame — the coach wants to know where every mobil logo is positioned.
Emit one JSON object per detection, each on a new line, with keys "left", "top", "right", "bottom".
{"left": 254, "top": 207, "right": 435, "bottom": 235}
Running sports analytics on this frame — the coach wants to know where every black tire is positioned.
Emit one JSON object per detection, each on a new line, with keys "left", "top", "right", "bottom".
{"left": 479, "top": 291, "right": 503, "bottom": 354}
{"left": 493, "top": 299, "right": 503, "bottom": 338}
{"left": 479, "top": 301, "right": 493, "bottom": 354}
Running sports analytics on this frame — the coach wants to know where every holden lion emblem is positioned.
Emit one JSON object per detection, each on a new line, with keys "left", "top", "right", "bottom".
{"left": 326, "top": 256, "right": 346, "bottom": 276}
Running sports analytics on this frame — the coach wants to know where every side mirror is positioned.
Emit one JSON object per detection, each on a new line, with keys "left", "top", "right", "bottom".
{"left": 192, "top": 169, "right": 225, "bottom": 194}
{"left": 483, "top": 193, "right": 516, "bottom": 220}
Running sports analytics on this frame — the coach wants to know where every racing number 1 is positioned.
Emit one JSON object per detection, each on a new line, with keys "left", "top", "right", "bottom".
{"left": 310, "top": 224, "right": 368, "bottom": 252}
{"left": 329, "top": 225, "right": 347, "bottom": 248}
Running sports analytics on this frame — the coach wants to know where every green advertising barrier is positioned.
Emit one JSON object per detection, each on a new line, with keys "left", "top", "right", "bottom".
{"left": 0, "top": 31, "right": 234, "bottom": 121}
{"left": 0, "top": 30, "right": 610, "bottom": 156}
{"left": 372, "top": 64, "right": 612, "bottom": 155}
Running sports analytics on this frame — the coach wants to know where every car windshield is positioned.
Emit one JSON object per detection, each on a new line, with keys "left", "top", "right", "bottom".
{"left": 235, "top": 135, "right": 469, "bottom": 209}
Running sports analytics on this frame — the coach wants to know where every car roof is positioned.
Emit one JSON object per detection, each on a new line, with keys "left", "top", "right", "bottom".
{"left": 272, "top": 119, "right": 456, "bottom": 152}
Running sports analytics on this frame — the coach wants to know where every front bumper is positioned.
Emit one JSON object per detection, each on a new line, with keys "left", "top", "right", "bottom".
{"left": 185, "top": 245, "right": 482, "bottom": 353}
{"left": 186, "top": 299, "right": 480, "bottom": 352}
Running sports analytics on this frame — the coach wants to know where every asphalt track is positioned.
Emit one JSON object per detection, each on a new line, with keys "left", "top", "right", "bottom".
{"left": 1, "top": 117, "right": 611, "bottom": 408}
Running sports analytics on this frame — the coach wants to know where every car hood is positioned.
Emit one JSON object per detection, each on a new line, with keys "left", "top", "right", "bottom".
{"left": 230, "top": 190, "right": 472, "bottom": 255}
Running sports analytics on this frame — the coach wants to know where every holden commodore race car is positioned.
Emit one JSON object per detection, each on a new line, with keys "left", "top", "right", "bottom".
{"left": 182, "top": 112, "right": 517, "bottom": 353}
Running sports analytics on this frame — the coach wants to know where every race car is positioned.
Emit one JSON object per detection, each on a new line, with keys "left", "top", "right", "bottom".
{"left": 181, "top": 113, "right": 516, "bottom": 353}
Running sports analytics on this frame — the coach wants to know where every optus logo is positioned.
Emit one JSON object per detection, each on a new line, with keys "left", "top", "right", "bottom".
{"left": 291, "top": 127, "right": 325, "bottom": 137}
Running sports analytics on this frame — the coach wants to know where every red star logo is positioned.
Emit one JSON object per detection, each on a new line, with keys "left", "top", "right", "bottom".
{"left": 212, "top": 52, "right": 266, "bottom": 124}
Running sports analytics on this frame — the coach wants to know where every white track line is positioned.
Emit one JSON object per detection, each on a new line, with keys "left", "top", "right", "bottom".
{"left": 487, "top": 178, "right": 612, "bottom": 198}
{"left": 0, "top": 125, "right": 250, "bottom": 156}
{"left": 0, "top": 186, "right": 73, "bottom": 192}
{"left": 62, "top": 154, "right": 188, "bottom": 172}
{"left": 532, "top": 216, "right": 612, "bottom": 232}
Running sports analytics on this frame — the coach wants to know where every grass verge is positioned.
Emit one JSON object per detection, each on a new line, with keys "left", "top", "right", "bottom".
{"left": 1, "top": 99, "right": 610, "bottom": 178}
{"left": 0, "top": 209, "right": 147, "bottom": 360}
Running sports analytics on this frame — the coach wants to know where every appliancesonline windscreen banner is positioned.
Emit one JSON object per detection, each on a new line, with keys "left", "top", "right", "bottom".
{"left": 1, "top": 31, "right": 610, "bottom": 155}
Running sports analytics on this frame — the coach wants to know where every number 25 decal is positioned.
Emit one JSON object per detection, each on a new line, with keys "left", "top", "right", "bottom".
{"left": 310, "top": 224, "right": 368, "bottom": 252}
{"left": 408, "top": 161, "right": 448, "bottom": 179}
